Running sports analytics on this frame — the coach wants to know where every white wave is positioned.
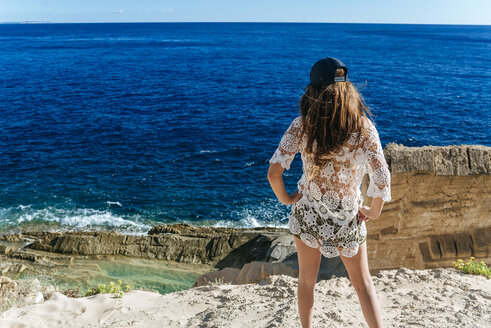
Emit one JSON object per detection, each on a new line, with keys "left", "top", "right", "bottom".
{"left": 0, "top": 206, "right": 152, "bottom": 234}
{"left": 0, "top": 199, "right": 290, "bottom": 234}
{"left": 208, "top": 217, "right": 288, "bottom": 229}
{"left": 106, "top": 201, "right": 122, "bottom": 207}
{"left": 206, "top": 202, "right": 289, "bottom": 229}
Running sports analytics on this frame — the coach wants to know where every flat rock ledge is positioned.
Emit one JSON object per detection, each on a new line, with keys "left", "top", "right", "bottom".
{"left": 1, "top": 224, "right": 290, "bottom": 268}
{"left": 383, "top": 143, "right": 490, "bottom": 175}
{"left": 0, "top": 223, "right": 348, "bottom": 285}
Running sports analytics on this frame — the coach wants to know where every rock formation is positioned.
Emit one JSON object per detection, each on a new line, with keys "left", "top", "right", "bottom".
{"left": 366, "top": 144, "right": 490, "bottom": 272}
{"left": 0, "top": 276, "right": 57, "bottom": 312}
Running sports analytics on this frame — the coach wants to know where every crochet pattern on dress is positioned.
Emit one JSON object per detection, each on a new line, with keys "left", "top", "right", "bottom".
{"left": 269, "top": 115, "right": 391, "bottom": 258}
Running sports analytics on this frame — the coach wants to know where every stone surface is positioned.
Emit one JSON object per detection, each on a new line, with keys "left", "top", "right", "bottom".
{"left": 265, "top": 234, "right": 297, "bottom": 263}
{"left": 0, "top": 276, "right": 17, "bottom": 299}
{"left": 193, "top": 267, "right": 241, "bottom": 286}
{"left": 0, "top": 276, "right": 59, "bottom": 312}
{"left": 10, "top": 227, "right": 284, "bottom": 269}
{"left": 235, "top": 261, "right": 298, "bottom": 285}
{"left": 365, "top": 144, "right": 491, "bottom": 273}
{"left": 384, "top": 143, "right": 435, "bottom": 173}
{"left": 194, "top": 261, "right": 299, "bottom": 287}
{"left": 0, "top": 245, "right": 15, "bottom": 255}
{"left": 194, "top": 256, "right": 348, "bottom": 287}
{"left": 384, "top": 143, "right": 490, "bottom": 176}
{"left": 467, "top": 146, "right": 491, "bottom": 174}
{"left": 0, "top": 234, "right": 23, "bottom": 242}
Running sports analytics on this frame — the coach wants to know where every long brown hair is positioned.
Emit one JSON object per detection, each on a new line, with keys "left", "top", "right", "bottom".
{"left": 299, "top": 68, "right": 373, "bottom": 179}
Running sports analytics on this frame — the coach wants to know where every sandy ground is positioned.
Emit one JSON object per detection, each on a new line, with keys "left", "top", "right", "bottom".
{"left": 0, "top": 267, "right": 489, "bottom": 328}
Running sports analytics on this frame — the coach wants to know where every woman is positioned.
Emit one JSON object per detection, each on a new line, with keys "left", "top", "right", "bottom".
{"left": 267, "top": 57, "right": 391, "bottom": 328}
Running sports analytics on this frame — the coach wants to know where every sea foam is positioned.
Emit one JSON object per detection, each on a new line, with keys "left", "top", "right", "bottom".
{"left": 0, "top": 205, "right": 152, "bottom": 234}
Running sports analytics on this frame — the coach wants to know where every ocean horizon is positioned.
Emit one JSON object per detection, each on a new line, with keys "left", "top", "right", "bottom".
{"left": 1, "top": 21, "right": 490, "bottom": 26}
{"left": 1, "top": 22, "right": 490, "bottom": 234}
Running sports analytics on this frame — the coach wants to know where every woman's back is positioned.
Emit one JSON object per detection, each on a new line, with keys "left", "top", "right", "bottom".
{"left": 269, "top": 114, "right": 391, "bottom": 256}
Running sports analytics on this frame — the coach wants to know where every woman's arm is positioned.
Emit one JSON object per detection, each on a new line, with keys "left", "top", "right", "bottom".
{"left": 267, "top": 116, "right": 303, "bottom": 205}
{"left": 267, "top": 163, "right": 302, "bottom": 205}
{"left": 359, "top": 118, "right": 391, "bottom": 221}
{"left": 359, "top": 197, "right": 384, "bottom": 221}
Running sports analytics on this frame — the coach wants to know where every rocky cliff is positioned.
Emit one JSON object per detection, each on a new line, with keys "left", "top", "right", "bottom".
{"left": 367, "top": 143, "right": 490, "bottom": 271}
{"left": 1, "top": 144, "right": 489, "bottom": 285}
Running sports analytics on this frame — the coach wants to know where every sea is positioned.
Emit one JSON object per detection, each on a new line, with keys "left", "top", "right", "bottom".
{"left": 1, "top": 23, "right": 490, "bottom": 234}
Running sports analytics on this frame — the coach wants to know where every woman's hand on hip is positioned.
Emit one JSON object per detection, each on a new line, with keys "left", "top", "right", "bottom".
{"left": 358, "top": 205, "right": 379, "bottom": 222}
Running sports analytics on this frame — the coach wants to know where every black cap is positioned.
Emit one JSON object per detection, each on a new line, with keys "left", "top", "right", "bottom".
{"left": 309, "top": 57, "right": 348, "bottom": 85}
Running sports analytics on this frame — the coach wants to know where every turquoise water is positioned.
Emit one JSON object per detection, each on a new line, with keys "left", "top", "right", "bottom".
{"left": 7, "top": 254, "right": 214, "bottom": 295}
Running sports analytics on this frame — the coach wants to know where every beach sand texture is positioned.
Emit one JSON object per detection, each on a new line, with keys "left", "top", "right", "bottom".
{"left": 0, "top": 267, "right": 489, "bottom": 328}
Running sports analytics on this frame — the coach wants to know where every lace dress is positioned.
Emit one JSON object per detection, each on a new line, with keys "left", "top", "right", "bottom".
{"left": 269, "top": 115, "right": 391, "bottom": 258}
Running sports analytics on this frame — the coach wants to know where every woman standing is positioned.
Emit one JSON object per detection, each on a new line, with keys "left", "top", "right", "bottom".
{"left": 267, "top": 57, "right": 391, "bottom": 328}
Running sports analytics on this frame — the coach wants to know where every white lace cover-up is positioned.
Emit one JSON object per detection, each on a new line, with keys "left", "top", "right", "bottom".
{"left": 269, "top": 115, "right": 392, "bottom": 258}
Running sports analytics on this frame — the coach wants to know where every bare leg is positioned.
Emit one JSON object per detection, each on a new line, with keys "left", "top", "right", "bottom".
{"left": 338, "top": 241, "right": 383, "bottom": 328}
{"left": 293, "top": 235, "right": 321, "bottom": 328}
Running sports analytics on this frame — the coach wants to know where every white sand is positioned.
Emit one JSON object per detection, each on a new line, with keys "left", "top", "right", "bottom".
{"left": 1, "top": 267, "right": 489, "bottom": 328}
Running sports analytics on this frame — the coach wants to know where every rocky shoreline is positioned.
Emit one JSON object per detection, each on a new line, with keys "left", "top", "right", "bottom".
{"left": 2, "top": 225, "right": 288, "bottom": 267}
{"left": 0, "top": 223, "right": 346, "bottom": 286}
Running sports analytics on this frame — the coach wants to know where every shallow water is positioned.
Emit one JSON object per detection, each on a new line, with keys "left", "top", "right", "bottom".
{"left": 5, "top": 253, "right": 214, "bottom": 295}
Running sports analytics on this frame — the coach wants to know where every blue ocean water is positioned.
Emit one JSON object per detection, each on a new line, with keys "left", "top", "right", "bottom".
{"left": 0, "top": 23, "right": 490, "bottom": 233}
